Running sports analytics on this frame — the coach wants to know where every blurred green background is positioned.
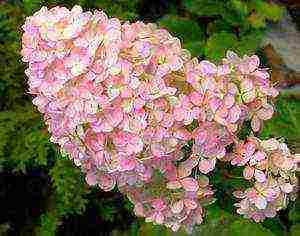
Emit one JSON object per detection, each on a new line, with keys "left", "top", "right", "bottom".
{"left": 0, "top": 0, "right": 299, "bottom": 235}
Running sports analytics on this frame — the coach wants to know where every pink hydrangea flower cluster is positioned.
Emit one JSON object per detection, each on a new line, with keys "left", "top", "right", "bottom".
{"left": 21, "top": 5, "right": 298, "bottom": 233}
{"left": 120, "top": 156, "right": 214, "bottom": 233}
{"left": 231, "top": 138, "right": 299, "bottom": 222}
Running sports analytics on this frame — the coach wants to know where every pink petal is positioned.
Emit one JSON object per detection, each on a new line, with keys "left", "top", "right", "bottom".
{"left": 171, "top": 200, "right": 184, "bottom": 214}
{"left": 85, "top": 172, "right": 97, "bottom": 186}
{"left": 95, "top": 151, "right": 105, "bottom": 167}
{"left": 118, "top": 157, "right": 136, "bottom": 171}
{"left": 243, "top": 166, "right": 255, "bottom": 180}
{"left": 173, "top": 108, "right": 185, "bottom": 121}
{"left": 190, "top": 92, "right": 203, "bottom": 106}
{"left": 242, "top": 90, "right": 256, "bottom": 103}
{"left": 281, "top": 183, "right": 293, "bottom": 193}
{"left": 254, "top": 196, "right": 267, "bottom": 210}
{"left": 254, "top": 170, "right": 267, "bottom": 183}
{"left": 253, "top": 69, "right": 270, "bottom": 80}
{"left": 253, "top": 151, "right": 266, "bottom": 161}
{"left": 265, "top": 188, "right": 279, "bottom": 201}
{"left": 228, "top": 105, "right": 241, "bottom": 123}
{"left": 233, "top": 190, "right": 246, "bottom": 198}
{"left": 166, "top": 181, "right": 182, "bottom": 190}
{"left": 174, "top": 128, "right": 191, "bottom": 141}
{"left": 226, "top": 51, "right": 239, "bottom": 62}
{"left": 133, "top": 203, "right": 145, "bottom": 216}
{"left": 198, "top": 158, "right": 216, "bottom": 174}
{"left": 248, "top": 55, "right": 260, "bottom": 72}
{"left": 98, "top": 174, "right": 116, "bottom": 191}
{"left": 171, "top": 224, "right": 181, "bottom": 232}
{"left": 194, "top": 129, "right": 207, "bottom": 145}
{"left": 199, "top": 60, "right": 217, "bottom": 76}
{"left": 251, "top": 115, "right": 261, "bottom": 132}
{"left": 240, "top": 79, "right": 254, "bottom": 92}
{"left": 106, "top": 108, "right": 124, "bottom": 127}
{"left": 151, "top": 199, "right": 166, "bottom": 210}
{"left": 177, "top": 155, "right": 199, "bottom": 178}
{"left": 224, "top": 94, "right": 235, "bottom": 108}
{"left": 260, "top": 138, "right": 279, "bottom": 151}
{"left": 180, "top": 177, "right": 199, "bottom": 192}
{"left": 209, "top": 97, "right": 222, "bottom": 112}
{"left": 169, "top": 56, "right": 183, "bottom": 71}
{"left": 155, "top": 212, "right": 164, "bottom": 225}
{"left": 215, "top": 106, "right": 228, "bottom": 118}
{"left": 257, "top": 104, "right": 274, "bottom": 120}
{"left": 195, "top": 209, "right": 203, "bottom": 224}
{"left": 217, "top": 64, "right": 230, "bottom": 76}
{"left": 184, "top": 199, "right": 198, "bottom": 210}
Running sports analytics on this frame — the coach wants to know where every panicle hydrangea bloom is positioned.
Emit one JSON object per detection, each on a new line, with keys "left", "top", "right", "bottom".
{"left": 231, "top": 138, "right": 299, "bottom": 221}
{"left": 21, "top": 5, "right": 299, "bottom": 233}
{"left": 120, "top": 156, "right": 214, "bottom": 233}
{"left": 184, "top": 51, "right": 278, "bottom": 134}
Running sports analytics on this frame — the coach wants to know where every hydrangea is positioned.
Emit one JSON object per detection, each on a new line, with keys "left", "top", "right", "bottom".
{"left": 21, "top": 5, "right": 299, "bottom": 233}
{"left": 231, "top": 138, "right": 298, "bottom": 221}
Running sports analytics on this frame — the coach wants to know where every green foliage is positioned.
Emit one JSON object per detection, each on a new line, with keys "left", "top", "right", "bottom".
{"left": 183, "top": 0, "right": 284, "bottom": 28}
{"left": 290, "top": 224, "right": 300, "bottom": 236}
{"left": 23, "top": 0, "right": 43, "bottom": 14}
{"left": 229, "top": 219, "right": 275, "bottom": 236}
{"left": 36, "top": 157, "right": 90, "bottom": 235}
{"left": 138, "top": 223, "right": 187, "bottom": 236}
{"left": 0, "top": 2, "right": 23, "bottom": 43}
{"left": 247, "top": 0, "right": 284, "bottom": 28}
{"left": 159, "top": 15, "right": 205, "bottom": 57}
{"left": 195, "top": 204, "right": 238, "bottom": 235}
{"left": 289, "top": 200, "right": 300, "bottom": 225}
{"left": 86, "top": 0, "right": 139, "bottom": 21}
{"left": 89, "top": 194, "right": 133, "bottom": 223}
{"left": 97, "top": 203, "right": 117, "bottom": 222}
{"left": 0, "top": 43, "right": 27, "bottom": 109}
{"left": 0, "top": 106, "right": 52, "bottom": 172}
{"left": 22, "top": 0, "right": 139, "bottom": 21}
{"left": 49, "top": 157, "right": 90, "bottom": 216}
{"left": 260, "top": 96, "right": 300, "bottom": 145}
{"left": 262, "top": 217, "right": 287, "bottom": 236}
{"left": 180, "top": 0, "right": 284, "bottom": 60}
{"left": 37, "top": 211, "right": 61, "bottom": 236}
{"left": 183, "top": 0, "right": 225, "bottom": 17}
{"left": 205, "top": 31, "right": 237, "bottom": 60}
{"left": 0, "top": 222, "right": 11, "bottom": 236}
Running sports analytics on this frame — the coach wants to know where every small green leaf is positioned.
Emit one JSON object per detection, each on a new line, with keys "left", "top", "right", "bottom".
{"left": 235, "top": 30, "right": 263, "bottom": 55}
{"left": 183, "top": 0, "right": 225, "bottom": 17}
{"left": 247, "top": 0, "right": 285, "bottom": 28}
{"left": 159, "top": 15, "right": 205, "bottom": 57}
{"left": 159, "top": 15, "right": 205, "bottom": 42}
{"left": 262, "top": 217, "right": 286, "bottom": 236}
{"left": 23, "top": 0, "right": 43, "bottom": 15}
{"left": 289, "top": 200, "right": 300, "bottom": 224}
{"left": 229, "top": 219, "right": 276, "bottom": 236}
{"left": 290, "top": 224, "right": 300, "bottom": 236}
{"left": 205, "top": 31, "right": 237, "bottom": 61}
{"left": 184, "top": 41, "right": 205, "bottom": 57}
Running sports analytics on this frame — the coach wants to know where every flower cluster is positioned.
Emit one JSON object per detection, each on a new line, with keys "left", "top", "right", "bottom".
{"left": 184, "top": 52, "right": 278, "bottom": 133}
{"left": 231, "top": 138, "right": 299, "bottom": 222}
{"left": 120, "top": 156, "right": 214, "bottom": 233}
{"left": 21, "top": 5, "right": 298, "bottom": 233}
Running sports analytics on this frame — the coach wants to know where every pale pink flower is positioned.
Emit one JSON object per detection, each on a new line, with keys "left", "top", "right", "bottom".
{"left": 21, "top": 6, "right": 297, "bottom": 233}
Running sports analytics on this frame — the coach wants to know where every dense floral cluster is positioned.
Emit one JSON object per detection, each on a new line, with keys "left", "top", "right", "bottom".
{"left": 21, "top": 6, "right": 298, "bottom": 233}
{"left": 231, "top": 138, "right": 299, "bottom": 222}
